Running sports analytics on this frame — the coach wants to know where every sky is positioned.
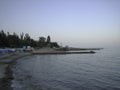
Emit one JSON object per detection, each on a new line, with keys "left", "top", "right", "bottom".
{"left": 0, "top": 0, "right": 120, "bottom": 47}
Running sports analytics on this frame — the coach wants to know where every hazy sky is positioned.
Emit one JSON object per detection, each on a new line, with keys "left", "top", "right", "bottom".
{"left": 0, "top": 0, "right": 120, "bottom": 47}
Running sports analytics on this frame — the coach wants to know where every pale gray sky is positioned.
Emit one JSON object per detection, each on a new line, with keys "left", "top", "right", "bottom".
{"left": 0, "top": 0, "right": 120, "bottom": 47}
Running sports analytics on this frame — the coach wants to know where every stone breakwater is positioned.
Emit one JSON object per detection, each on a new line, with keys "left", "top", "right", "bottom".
{"left": 32, "top": 51, "right": 96, "bottom": 55}
{"left": 32, "top": 48, "right": 96, "bottom": 55}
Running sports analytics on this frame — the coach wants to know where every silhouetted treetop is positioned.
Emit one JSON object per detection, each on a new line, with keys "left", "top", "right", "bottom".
{"left": 47, "top": 35, "right": 51, "bottom": 43}
{"left": 0, "top": 30, "right": 59, "bottom": 48}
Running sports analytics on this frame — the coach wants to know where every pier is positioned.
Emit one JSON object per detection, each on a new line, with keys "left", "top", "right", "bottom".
{"left": 31, "top": 48, "right": 96, "bottom": 55}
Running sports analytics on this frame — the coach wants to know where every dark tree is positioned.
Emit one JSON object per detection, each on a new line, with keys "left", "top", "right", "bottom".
{"left": 0, "top": 30, "right": 7, "bottom": 47}
{"left": 20, "top": 32, "right": 24, "bottom": 40}
{"left": 0, "top": 30, "right": 59, "bottom": 48}
{"left": 24, "top": 33, "right": 31, "bottom": 46}
{"left": 38, "top": 37, "right": 46, "bottom": 47}
{"left": 47, "top": 35, "right": 51, "bottom": 43}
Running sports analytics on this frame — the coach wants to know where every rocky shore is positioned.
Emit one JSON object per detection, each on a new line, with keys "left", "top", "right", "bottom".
{"left": 0, "top": 52, "right": 30, "bottom": 90}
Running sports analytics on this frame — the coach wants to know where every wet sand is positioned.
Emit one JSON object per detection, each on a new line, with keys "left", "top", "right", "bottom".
{"left": 0, "top": 52, "right": 30, "bottom": 90}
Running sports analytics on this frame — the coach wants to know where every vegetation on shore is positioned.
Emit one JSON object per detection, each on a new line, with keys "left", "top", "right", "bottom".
{"left": 0, "top": 30, "right": 59, "bottom": 48}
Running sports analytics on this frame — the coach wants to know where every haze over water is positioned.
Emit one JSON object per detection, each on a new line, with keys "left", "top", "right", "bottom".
{"left": 12, "top": 47, "right": 120, "bottom": 90}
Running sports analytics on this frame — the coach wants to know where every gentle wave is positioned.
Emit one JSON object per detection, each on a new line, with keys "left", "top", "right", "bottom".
{"left": 12, "top": 48, "right": 120, "bottom": 90}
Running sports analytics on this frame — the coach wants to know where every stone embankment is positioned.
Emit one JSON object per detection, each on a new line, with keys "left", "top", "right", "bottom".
{"left": 32, "top": 48, "right": 96, "bottom": 55}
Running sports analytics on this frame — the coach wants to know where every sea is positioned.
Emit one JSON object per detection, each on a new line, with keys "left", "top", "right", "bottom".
{"left": 11, "top": 47, "right": 120, "bottom": 90}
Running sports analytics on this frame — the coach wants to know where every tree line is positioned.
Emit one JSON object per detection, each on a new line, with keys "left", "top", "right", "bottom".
{"left": 0, "top": 30, "right": 59, "bottom": 48}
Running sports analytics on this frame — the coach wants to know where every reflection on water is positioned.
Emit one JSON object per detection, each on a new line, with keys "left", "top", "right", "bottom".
{"left": 12, "top": 48, "right": 120, "bottom": 90}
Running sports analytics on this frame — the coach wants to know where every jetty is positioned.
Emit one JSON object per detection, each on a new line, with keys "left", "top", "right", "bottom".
{"left": 32, "top": 48, "right": 96, "bottom": 55}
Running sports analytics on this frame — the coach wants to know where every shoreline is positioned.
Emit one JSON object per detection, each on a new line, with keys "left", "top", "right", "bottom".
{"left": 0, "top": 52, "right": 30, "bottom": 90}
{"left": 0, "top": 47, "right": 101, "bottom": 89}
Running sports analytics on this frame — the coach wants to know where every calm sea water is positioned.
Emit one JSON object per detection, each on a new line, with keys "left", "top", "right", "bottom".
{"left": 11, "top": 48, "right": 120, "bottom": 90}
